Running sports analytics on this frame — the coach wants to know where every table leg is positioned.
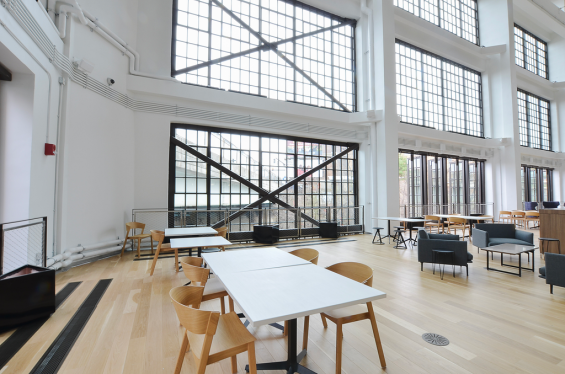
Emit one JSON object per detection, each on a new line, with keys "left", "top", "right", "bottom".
{"left": 519, "top": 253, "right": 522, "bottom": 277}
{"left": 486, "top": 250, "right": 489, "bottom": 270}
{"left": 245, "top": 319, "right": 315, "bottom": 374}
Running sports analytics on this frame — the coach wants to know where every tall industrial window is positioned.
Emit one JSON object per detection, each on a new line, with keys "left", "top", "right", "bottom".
{"left": 521, "top": 165, "right": 553, "bottom": 204}
{"left": 172, "top": 0, "right": 357, "bottom": 112}
{"left": 399, "top": 150, "right": 485, "bottom": 217}
{"left": 514, "top": 25, "right": 548, "bottom": 80}
{"left": 394, "top": 0, "right": 479, "bottom": 44}
{"left": 395, "top": 40, "right": 483, "bottom": 137}
{"left": 517, "top": 89, "right": 551, "bottom": 151}
{"left": 170, "top": 124, "right": 358, "bottom": 212}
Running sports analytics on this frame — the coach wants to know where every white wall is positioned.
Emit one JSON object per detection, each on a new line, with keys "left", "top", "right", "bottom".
{"left": 0, "top": 73, "right": 34, "bottom": 223}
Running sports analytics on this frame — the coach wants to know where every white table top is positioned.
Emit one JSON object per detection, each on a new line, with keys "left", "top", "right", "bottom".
{"left": 434, "top": 214, "right": 493, "bottom": 220}
{"left": 165, "top": 227, "right": 218, "bottom": 237}
{"left": 170, "top": 236, "right": 232, "bottom": 248}
{"left": 483, "top": 243, "right": 538, "bottom": 254}
{"left": 373, "top": 217, "right": 431, "bottom": 222}
{"left": 202, "top": 247, "right": 311, "bottom": 274}
{"left": 218, "top": 264, "right": 386, "bottom": 327}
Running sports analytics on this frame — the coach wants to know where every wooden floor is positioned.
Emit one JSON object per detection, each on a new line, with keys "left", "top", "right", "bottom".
{"left": 2, "top": 230, "right": 565, "bottom": 374}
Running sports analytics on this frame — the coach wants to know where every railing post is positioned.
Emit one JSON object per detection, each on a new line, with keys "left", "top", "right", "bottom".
{"left": 42, "top": 217, "right": 48, "bottom": 267}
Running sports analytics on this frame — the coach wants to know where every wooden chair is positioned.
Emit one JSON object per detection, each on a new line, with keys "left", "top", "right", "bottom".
{"left": 120, "top": 222, "right": 153, "bottom": 258}
{"left": 525, "top": 211, "right": 540, "bottom": 229}
{"left": 511, "top": 211, "right": 526, "bottom": 228}
{"left": 446, "top": 217, "right": 468, "bottom": 237}
{"left": 499, "top": 210, "right": 512, "bottom": 224}
{"left": 216, "top": 226, "right": 228, "bottom": 239}
{"left": 288, "top": 248, "right": 319, "bottom": 265}
{"left": 149, "top": 230, "right": 179, "bottom": 276}
{"left": 179, "top": 257, "right": 230, "bottom": 314}
{"left": 302, "top": 262, "right": 386, "bottom": 373}
{"left": 424, "top": 215, "right": 443, "bottom": 233}
{"left": 170, "top": 286, "right": 257, "bottom": 374}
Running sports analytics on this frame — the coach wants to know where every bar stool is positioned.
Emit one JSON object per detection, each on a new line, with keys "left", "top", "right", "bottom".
{"left": 392, "top": 226, "right": 404, "bottom": 242}
{"left": 410, "top": 226, "right": 425, "bottom": 246}
{"left": 372, "top": 227, "right": 384, "bottom": 245}
{"left": 393, "top": 229, "right": 407, "bottom": 249}
{"left": 539, "top": 238, "right": 561, "bottom": 258}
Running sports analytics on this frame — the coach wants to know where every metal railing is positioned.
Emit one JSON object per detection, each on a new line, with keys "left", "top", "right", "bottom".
{"left": 0, "top": 217, "right": 47, "bottom": 275}
{"left": 399, "top": 203, "right": 494, "bottom": 218}
{"left": 132, "top": 206, "right": 364, "bottom": 242}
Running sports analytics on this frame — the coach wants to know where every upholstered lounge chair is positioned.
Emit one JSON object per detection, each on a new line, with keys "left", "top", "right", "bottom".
{"left": 417, "top": 230, "right": 473, "bottom": 276}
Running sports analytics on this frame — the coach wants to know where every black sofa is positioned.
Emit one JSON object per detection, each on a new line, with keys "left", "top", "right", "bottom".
{"left": 417, "top": 229, "right": 473, "bottom": 276}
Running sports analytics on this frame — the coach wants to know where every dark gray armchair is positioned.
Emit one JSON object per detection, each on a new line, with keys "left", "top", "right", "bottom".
{"left": 472, "top": 224, "right": 534, "bottom": 252}
{"left": 417, "top": 230, "right": 473, "bottom": 276}
{"left": 539, "top": 253, "right": 565, "bottom": 294}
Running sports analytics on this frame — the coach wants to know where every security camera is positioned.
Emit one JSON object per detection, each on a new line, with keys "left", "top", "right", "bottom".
{"left": 107, "top": 78, "right": 115, "bottom": 86}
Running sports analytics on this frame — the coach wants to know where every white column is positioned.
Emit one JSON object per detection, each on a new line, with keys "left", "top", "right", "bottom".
{"left": 479, "top": 0, "right": 522, "bottom": 210}
{"left": 370, "top": 0, "right": 399, "bottom": 233}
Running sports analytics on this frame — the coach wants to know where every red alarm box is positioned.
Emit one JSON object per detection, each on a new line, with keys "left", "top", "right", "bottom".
{"left": 45, "top": 143, "right": 56, "bottom": 155}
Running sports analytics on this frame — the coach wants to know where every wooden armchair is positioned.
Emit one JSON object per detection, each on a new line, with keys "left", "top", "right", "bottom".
{"left": 288, "top": 248, "right": 319, "bottom": 265}
{"left": 446, "top": 217, "right": 468, "bottom": 237}
{"left": 120, "top": 222, "right": 153, "bottom": 258}
{"left": 424, "top": 215, "right": 443, "bottom": 233}
{"left": 149, "top": 230, "right": 179, "bottom": 276}
{"left": 179, "top": 257, "right": 231, "bottom": 314}
{"left": 169, "top": 286, "right": 257, "bottom": 374}
{"left": 302, "top": 262, "right": 386, "bottom": 374}
{"left": 499, "top": 210, "right": 512, "bottom": 224}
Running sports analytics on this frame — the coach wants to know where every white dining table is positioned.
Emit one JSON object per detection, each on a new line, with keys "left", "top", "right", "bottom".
{"left": 202, "top": 248, "right": 386, "bottom": 374}
{"left": 170, "top": 236, "right": 232, "bottom": 257}
{"left": 164, "top": 227, "right": 218, "bottom": 237}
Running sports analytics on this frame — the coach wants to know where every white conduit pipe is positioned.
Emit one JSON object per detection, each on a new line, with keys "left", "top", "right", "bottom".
{"left": 53, "top": 1, "right": 176, "bottom": 81}
{"left": 48, "top": 239, "right": 129, "bottom": 268}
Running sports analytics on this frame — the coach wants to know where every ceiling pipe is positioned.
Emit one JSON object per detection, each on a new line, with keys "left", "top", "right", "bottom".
{"left": 53, "top": 1, "right": 176, "bottom": 81}
{"left": 360, "top": 0, "right": 375, "bottom": 111}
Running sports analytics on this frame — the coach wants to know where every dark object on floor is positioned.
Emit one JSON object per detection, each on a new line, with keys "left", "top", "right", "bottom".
{"left": 418, "top": 229, "right": 473, "bottom": 276}
{"left": 253, "top": 225, "right": 280, "bottom": 244}
{"left": 0, "top": 265, "right": 55, "bottom": 330}
{"left": 393, "top": 229, "right": 407, "bottom": 249}
{"left": 319, "top": 222, "right": 338, "bottom": 239}
{"left": 0, "top": 282, "right": 80, "bottom": 369}
{"left": 539, "top": 253, "right": 565, "bottom": 294}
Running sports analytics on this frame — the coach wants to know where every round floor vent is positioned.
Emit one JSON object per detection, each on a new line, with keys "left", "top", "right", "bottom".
{"left": 422, "top": 333, "right": 449, "bottom": 346}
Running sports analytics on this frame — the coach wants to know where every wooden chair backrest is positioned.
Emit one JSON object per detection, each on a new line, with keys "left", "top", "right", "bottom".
{"left": 448, "top": 217, "right": 466, "bottom": 224}
{"left": 326, "top": 262, "right": 373, "bottom": 287}
{"left": 289, "top": 248, "right": 319, "bottom": 265}
{"left": 125, "top": 221, "right": 146, "bottom": 235}
{"left": 179, "top": 258, "right": 209, "bottom": 284}
{"left": 216, "top": 227, "right": 228, "bottom": 238}
{"left": 150, "top": 230, "right": 164, "bottom": 248}
{"left": 170, "top": 286, "right": 219, "bottom": 336}
{"left": 424, "top": 215, "right": 440, "bottom": 221}
{"left": 526, "top": 211, "right": 540, "bottom": 217}
{"left": 499, "top": 210, "right": 511, "bottom": 216}
{"left": 180, "top": 256, "right": 204, "bottom": 267}
{"left": 511, "top": 211, "right": 526, "bottom": 217}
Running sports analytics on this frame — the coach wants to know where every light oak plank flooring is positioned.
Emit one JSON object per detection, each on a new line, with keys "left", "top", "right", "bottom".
{"left": 1, "top": 230, "right": 564, "bottom": 374}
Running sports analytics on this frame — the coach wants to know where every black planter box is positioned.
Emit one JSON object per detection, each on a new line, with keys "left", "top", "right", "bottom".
{"left": 319, "top": 222, "right": 339, "bottom": 238}
{"left": 0, "top": 265, "right": 55, "bottom": 329}
{"left": 253, "top": 225, "right": 280, "bottom": 244}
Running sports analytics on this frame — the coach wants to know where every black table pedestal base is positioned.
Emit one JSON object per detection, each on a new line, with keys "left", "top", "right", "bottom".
{"left": 246, "top": 319, "right": 316, "bottom": 374}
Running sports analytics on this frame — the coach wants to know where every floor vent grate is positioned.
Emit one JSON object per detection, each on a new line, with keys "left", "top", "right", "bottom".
{"left": 422, "top": 333, "right": 449, "bottom": 346}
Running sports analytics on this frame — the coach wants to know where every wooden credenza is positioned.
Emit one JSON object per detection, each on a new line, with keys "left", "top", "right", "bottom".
{"left": 539, "top": 209, "right": 565, "bottom": 253}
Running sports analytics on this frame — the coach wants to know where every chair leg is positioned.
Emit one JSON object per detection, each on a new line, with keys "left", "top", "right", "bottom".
{"left": 220, "top": 296, "right": 226, "bottom": 315}
{"left": 174, "top": 333, "right": 189, "bottom": 374}
{"left": 321, "top": 314, "right": 328, "bottom": 328}
{"left": 137, "top": 238, "right": 141, "bottom": 259}
{"left": 174, "top": 249, "right": 179, "bottom": 272}
{"left": 120, "top": 236, "right": 129, "bottom": 257}
{"left": 151, "top": 238, "right": 154, "bottom": 255}
{"left": 230, "top": 355, "right": 237, "bottom": 373}
{"left": 421, "top": 262, "right": 423, "bottom": 271}
{"left": 149, "top": 245, "right": 162, "bottom": 276}
{"left": 366, "top": 303, "right": 386, "bottom": 368}
{"left": 247, "top": 343, "right": 257, "bottom": 374}
{"left": 550, "top": 284, "right": 553, "bottom": 294}
{"left": 284, "top": 321, "right": 288, "bottom": 336}
{"left": 466, "top": 265, "right": 469, "bottom": 276}
{"left": 229, "top": 297, "right": 235, "bottom": 312}
{"left": 303, "top": 316, "right": 310, "bottom": 351}
{"left": 335, "top": 323, "right": 343, "bottom": 374}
